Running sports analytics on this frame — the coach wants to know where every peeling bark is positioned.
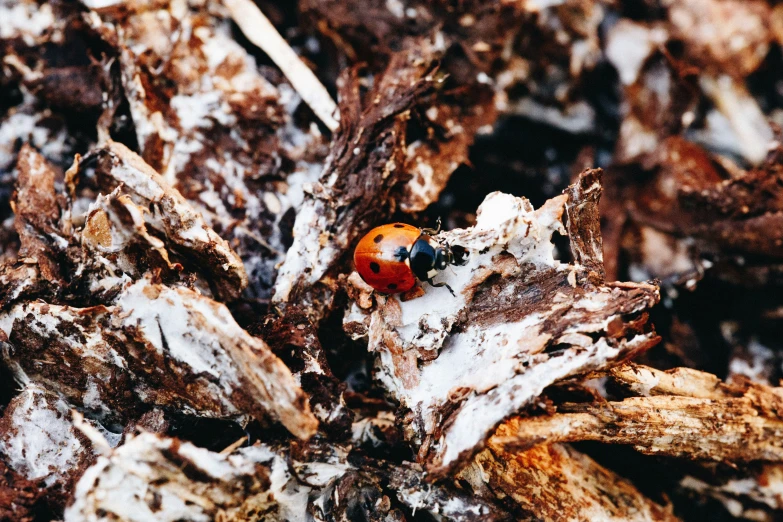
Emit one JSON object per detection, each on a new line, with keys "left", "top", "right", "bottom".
{"left": 566, "top": 168, "right": 605, "bottom": 280}
{"left": 13, "top": 145, "right": 69, "bottom": 284}
{"left": 0, "top": 281, "right": 317, "bottom": 439}
{"left": 273, "top": 41, "right": 439, "bottom": 317}
{"left": 86, "top": 141, "right": 249, "bottom": 302}
{"left": 495, "top": 364, "right": 783, "bottom": 463}
{"left": 347, "top": 171, "right": 660, "bottom": 475}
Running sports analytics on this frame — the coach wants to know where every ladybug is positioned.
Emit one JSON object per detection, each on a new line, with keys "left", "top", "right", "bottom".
{"left": 354, "top": 219, "right": 463, "bottom": 295}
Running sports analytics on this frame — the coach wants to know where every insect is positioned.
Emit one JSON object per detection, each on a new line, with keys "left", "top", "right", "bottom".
{"left": 353, "top": 219, "right": 464, "bottom": 295}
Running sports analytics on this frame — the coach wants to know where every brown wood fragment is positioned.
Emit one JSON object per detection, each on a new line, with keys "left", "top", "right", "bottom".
{"left": 462, "top": 442, "right": 679, "bottom": 521}
{"left": 0, "top": 459, "right": 41, "bottom": 522}
{"left": 64, "top": 433, "right": 279, "bottom": 521}
{"left": 13, "top": 145, "right": 68, "bottom": 283}
{"left": 89, "top": 141, "right": 249, "bottom": 302}
{"left": 494, "top": 364, "right": 783, "bottom": 463}
{"left": 1, "top": 282, "right": 317, "bottom": 439}
{"left": 566, "top": 167, "right": 605, "bottom": 281}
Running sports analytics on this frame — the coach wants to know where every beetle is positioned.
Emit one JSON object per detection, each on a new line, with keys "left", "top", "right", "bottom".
{"left": 353, "top": 219, "right": 464, "bottom": 295}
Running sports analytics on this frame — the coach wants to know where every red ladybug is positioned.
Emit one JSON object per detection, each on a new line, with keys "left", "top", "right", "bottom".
{"left": 353, "top": 220, "right": 463, "bottom": 295}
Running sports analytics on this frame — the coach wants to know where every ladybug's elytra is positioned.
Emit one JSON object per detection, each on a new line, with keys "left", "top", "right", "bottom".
{"left": 353, "top": 219, "right": 464, "bottom": 295}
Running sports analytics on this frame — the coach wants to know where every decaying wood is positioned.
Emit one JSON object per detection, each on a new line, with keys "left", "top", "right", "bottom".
{"left": 346, "top": 170, "right": 660, "bottom": 475}
{"left": 82, "top": 0, "right": 330, "bottom": 303}
{"left": 727, "top": 338, "right": 778, "bottom": 386}
{"left": 65, "top": 432, "right": 281, "bottom": 521}
{"left": 1, "top": 281, "right": 317, "bottom": 439}
{"left": 0, "top": 386, "right": 95, "bottom": 491}
{"left": 0, "top": 458, "right": 41, "bottom": 522}
{"left": 299, "top": 0, "right": 516, "bottom": 211}
{"left": 461, "top": 442, "right": 679, "bottom": 521}
{"left": 257, "top": 308, "right": 353, "bottom": 439}
{"left": 494, "top": 363, "right": 783, "bottom": 463}
{"left": 388, "top": 462, "right": 513, "bottom": 521}
{"left": 12, "top": 144, "right": 68, "bottom": 284}
{"left": 565, "top": 168, "right": 605, "bottom": 280}
{"left": 604, "top": 0, "right": 773, "bottom": 165}
{"left": 87, "top": 141, "right": 249, "bottom": 302}
{"left": 272, "top": 41, "right": 440, "bottom": 317}
{"left": 1, "top": 138, "right": 317, "bottom": 439}
{"left": 603, "top": 137, "right": 783, "bottom": 287}
{"left": 4, "top": 0, "right": 783, "bottom": 520}
{"left": 65, "top": 431, "right": 510, "bottom": 522}
{"left": 679, "top": 463, "right": 783, "bottom": 520}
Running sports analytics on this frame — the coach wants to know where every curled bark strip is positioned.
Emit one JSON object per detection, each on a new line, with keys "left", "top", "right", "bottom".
{"left": 348, "top": 171, "right": 660, "bottom": 475}
{"left": 494, "top": 364, "right": 783, "bottom": 463}
{"left": 273, "top": 41, "right": 440, "bottom": 316}
{"left": 301, "top": 0, "right": 506, "bottom": 214}
{"left": 0, "top": 147, "right": 69, "bottom": 309}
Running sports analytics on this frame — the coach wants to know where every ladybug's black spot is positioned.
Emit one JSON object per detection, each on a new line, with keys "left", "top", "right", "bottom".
{"left": 373, "top": 234, "right": 384, "bottom": 243}
{"left": 394, "top": 224, "right": 405, "bottom": 228}
{"left": 387, "top": 283, "right": 397, "bottom": 290}
{"left": 369, "top": 262, "right": 381, "bottom": 273}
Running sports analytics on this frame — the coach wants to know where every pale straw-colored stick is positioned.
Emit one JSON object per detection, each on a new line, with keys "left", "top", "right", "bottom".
{"left": 223, "top": 0, "right": 340, "bottom": 132}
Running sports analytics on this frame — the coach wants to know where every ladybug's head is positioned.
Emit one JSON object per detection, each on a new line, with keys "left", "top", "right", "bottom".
{"left": 434, "top": 247, "right": 449, "bottom": 270}
{"left": 435, "top": 243, "right": 468, "bottom": 270}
